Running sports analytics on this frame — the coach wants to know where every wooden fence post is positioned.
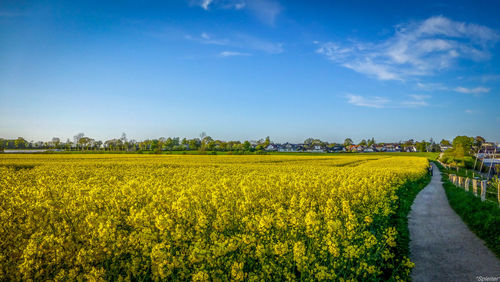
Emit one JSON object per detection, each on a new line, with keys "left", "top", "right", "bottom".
{"left": 473, "top": 179, "right": 478, "bottom": 196}
{"left": 464, "top": 178, "right": 470, "bottom": 192}
{"left": 498, "top": 182, "right": 500, "bottom": 207}
{"left": 481, "top": 180, "right": 487, "bottom": 201}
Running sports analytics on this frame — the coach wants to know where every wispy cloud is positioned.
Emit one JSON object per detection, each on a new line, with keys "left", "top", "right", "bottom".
{"left": 193, "top": 0, "right": 246, "bottom": 10}
{"left": 465, "top": 109, "right": 474, "bottom": 114}
{"left": 347, "top": 94, "right": 431, "bottom": 108}
{"left": 185, "top": 32, "right": 230, "bottom": 46}
{"left": 346, "top": 94, "right": 390, "bottom": 108}
{"left": 416, "top": 82, "right": 448, "bottom": 91}
{"left": 222, "top": 1, "right": 246, "bottom": 10}
{"left": 454, "top": 86, "right": 490, "bottom": 94}
{"left": 184, "top": 32, "right": 283, "bottom": 54}
{"left": 233, "top": 33, "right": 283, "bottom": 53}
{"left": 481, "top": 74, "right": 500, "bottom": 82}
{"left": 219, "top": 51, "right": 251, "bottom": 57}
{"left": 200, "top": 0, "right": 213, "bottom": 10}
{"left": 317, "top": 16, "right": 499, "bottom": 80}
{"left": 190, "top": 0, "right": 281, "bottom": 25}
{"left": 246, "top": 0, "right": 282, "bottom": 26}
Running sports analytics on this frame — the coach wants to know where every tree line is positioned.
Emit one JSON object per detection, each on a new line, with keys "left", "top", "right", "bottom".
{"left": 0, "top": 132, "right": 468, "bottom": 154}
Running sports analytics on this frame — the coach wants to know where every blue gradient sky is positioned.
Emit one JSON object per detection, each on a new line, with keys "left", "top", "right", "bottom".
{"left": 1, "top": 0, "right": 499, "bottom": 143}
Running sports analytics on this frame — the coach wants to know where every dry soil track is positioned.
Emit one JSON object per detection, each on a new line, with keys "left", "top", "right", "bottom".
{"left": 409, "top": 164, "right": 500, "bottom": 281}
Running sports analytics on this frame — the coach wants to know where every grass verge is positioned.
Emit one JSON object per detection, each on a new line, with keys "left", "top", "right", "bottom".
{"left": 434, "top": 161, "right": 500, "bottom": 259}
{"left": 386, "top": 174, "right": 431, "bottom": 279}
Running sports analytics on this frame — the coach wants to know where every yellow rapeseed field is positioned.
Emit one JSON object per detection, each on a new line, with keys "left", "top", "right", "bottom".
{"left": 0, "top": 154, "right": 428, "bottom": 281}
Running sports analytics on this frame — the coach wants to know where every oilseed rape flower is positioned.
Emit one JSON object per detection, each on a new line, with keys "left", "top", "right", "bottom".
{"left": 0, "top": 154, "right": 428, "bottom": 280}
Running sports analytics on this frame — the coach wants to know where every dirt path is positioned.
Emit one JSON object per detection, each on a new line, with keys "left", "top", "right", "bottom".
{"left": 409, "top": 163, "right": 500, "bottom": 281}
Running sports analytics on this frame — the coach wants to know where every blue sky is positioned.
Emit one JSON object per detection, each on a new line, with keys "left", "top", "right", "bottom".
{"left": 1, "top": 0, "right": 499, "bottom": 143}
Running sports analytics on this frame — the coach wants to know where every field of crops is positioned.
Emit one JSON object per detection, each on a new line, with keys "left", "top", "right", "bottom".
{"left": 0, "top": 154, "right": 428, "bottom": 280}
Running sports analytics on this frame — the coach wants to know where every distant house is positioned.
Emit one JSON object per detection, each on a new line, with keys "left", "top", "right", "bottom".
{"left": 347, "top": 145, "right": 358, "bottom": 152}
{"left": 329, "top": 145, "right": 345, "bottom": 153}
{"left": 364, "top": 147, "right": 375, "bottom": 153}
{"left": 278, "top": 143, "right": 299, "bottom": 152}
{"left": 403, "top": 146, "right": 417, "bottom": 152}
{"left": 384, "top": 143, "right": 401, "bottom": 152}
{"left": 439, "top": 145, "right": 452, "bottom": 152}
{"left": 308, "top": 145, "right": 325, "bottom": 153}
{"left": 266, "top": 144, "right": 278, "bottom": 151}
{"left": 481, "top": 142, "right": 497, "bottom": 154}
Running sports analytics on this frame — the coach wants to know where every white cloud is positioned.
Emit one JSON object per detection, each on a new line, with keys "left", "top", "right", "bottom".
{"left": 234, "top": 33, "right": 283, "bottom": 54}
{"left": 191, "top": 0, "right": 281, "bottom": 25}
{"left": 246, "top": 0, "right": 282, "bottom": 25}
{"left": 185, "top": 32, "right": 282, "bottom": 54}
{"left": 343, "top": 59, "right": 400, "bottom": 80}
{"left": 223, "top": 2, "right": 246, "bottom": 9}
{"left": 465, "top": 109, "right": 474, "bottom": 114}
{"left": 346, "top": 94, "right": 431, "bottom": 108}
{"left": 219, "top": 51, "right": 251, "bottom": 57}
{"left": 454, "top": 86, "right": 490, "bottom": 94}
{"left": 185, "top": 32, "right": 230, "bottom": 45}
{"left": 416, "top": 82, "right": 448, "bottom": 91}
{"left": 317, "top": 16, "right": 499, "bottom": 80}
{"left": 346, "top": 94, "right": 390, "bottom": 108}
{"left": 481, "top": 74, "right": 500, "bottom": 82}
{"left": 201, "top": 0, "right": 213, "bottom": 10}
{"left": 409, "top": 94, "right": 431, "bottom": 100}
{"left": 400, "top": 94, "right": 431, "bottom": 107}
{"left": 201, "top": 32, "right": 210, "bottom": 40}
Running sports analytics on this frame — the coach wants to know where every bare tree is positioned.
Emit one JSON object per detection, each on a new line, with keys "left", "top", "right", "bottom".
{"left": 73, "top": 133, "right": 85, "bottom": 150}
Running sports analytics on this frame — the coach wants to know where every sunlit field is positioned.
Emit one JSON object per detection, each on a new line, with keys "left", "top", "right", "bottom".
{"left": 0, "top": 154, "right": 428, "bottom": 280}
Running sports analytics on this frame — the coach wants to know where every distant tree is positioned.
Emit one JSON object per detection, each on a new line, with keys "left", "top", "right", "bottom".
{"left": 264, "top": 136, "right": 271, "bottom": 147}
{"left": 404, "top": 139, "right": 414, "bottom": 145}
{"left": 440, "top": 139, "right": 451, "bottom": 146}
{"left": 73, "top": 133, "right": 85, "bottom": 150}
{"left": 416, "top": 141, "right": 427, "bottom": 152}
{"left": 78, "top": 137, "right": 93, "bottom": 150}
{"left": 473, "top": 136, "right": 486, "bottom": 152}
{"left": 207, "top": 140, "right": 216, "bottom": 151}
{"left": 14, "top": 137, "right": 27, "bottom": 149}
{"left": 359, "top": 139, "right": 367, "bottom": 146}
{"left": 367, "top": 137, "right": 375, "bottom": 147}
{"left": 304, "top": 138, "right": 314, "bottom": 145}
{"left": 452, "top": 136, "right": 474, "bottom": 153}
{"left": 343, "top": 138, "right": 353, "bottom": 147}
{"left": 51, "top": 137, "right": 61, "bottom": 148}
{"left": 243, "top": 141, "right": 252, "bottom": 151}
{"left": 151, "top": 139, "right": 160, "bottom": 151}
{"left": 65, "top": 139, "right": 72, "bottom": 150}
{"left": 94, "top": 140, "right": 103, "bottom": 150}
{"left": 188, "top": 138, "right": 201, "bottom": 150}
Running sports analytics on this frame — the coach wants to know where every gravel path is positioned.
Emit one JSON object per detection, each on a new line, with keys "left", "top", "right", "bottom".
{"left": 409, "top": 163, "right": 500, "bottom": 281}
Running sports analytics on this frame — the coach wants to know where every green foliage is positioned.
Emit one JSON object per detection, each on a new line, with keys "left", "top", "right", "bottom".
{"left": 452, "top": 136, "right": 474, "bottom": 155}
{"left": 440, "top": 139, "right": 451, "bottom": 146}
{"left": 343, "top": 138, "right": 353, "bottom": 147}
